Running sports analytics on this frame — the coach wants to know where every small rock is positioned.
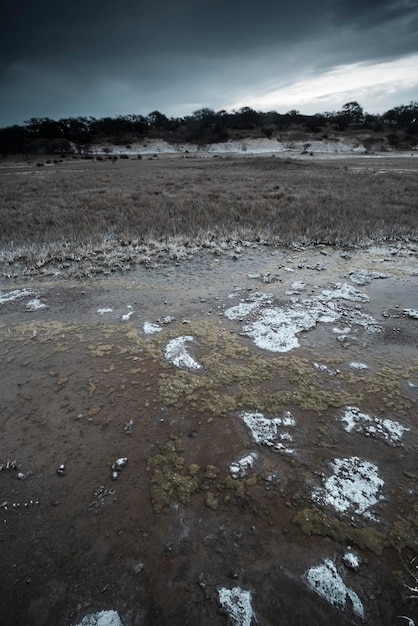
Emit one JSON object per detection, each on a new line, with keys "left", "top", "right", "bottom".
{"left": 56, "top": 464, "right": 66, "bottom": 476}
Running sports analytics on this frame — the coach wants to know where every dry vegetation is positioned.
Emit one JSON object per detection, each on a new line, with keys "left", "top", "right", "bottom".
{"left": 1, "top": 154, "right": 417, "bottom": 277}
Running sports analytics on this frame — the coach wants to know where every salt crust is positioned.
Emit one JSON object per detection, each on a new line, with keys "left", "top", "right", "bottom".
{"left": 224, "top": 283, "right": 377, "bottom": 353}
{"left": 240, "top": 411, "right": 295, "bottom": 453}
{"left": 143, "top": 321, "right": 162, "bottom": 334}
{"left": 306, "top": 559, "right": 364, "bottom": 619}
{"left": 76, "top": 610, "right": 122, "bottom": 626}
{"left": 343, "top": 551, "right": 360, "bottom": 570}
{"left": 340, "top": 406, "right": 409, "bottom": 445}
{"left": 349, "top": 362, "right": 368, "bottom": 370}
{"left": 321, "top": 283, "right": 370, "bottom": 302}
{"left": 348, "top": 270, "right": 388, "bottom": 285}
{"left": 0, "top": 288, "right": 33, "bottom": 304}
{"left": 403, "top": 309, "right": 418, "bottom": 319}
{"left": 229, "top": 452, "right": 258, "bottom": 478}
{"left": 218, "top": 587, "right": 255, "bottom": 626}
{"left": 165, "top": 336, "right": 202, "bottom": 370}
{"left": 224, "top": 292, "right": 273, "bottom": 320}
{"left": 97, "top": 308, "right": 113, "bottom": 315}
{"left": 26, "top": 298, "right": 47, "bottom": 310}
{"left": 313, "top": 456, "right": 384, "bottom": 519}
{"left": 313, "top": 362, "right": 340, "bottom": 376}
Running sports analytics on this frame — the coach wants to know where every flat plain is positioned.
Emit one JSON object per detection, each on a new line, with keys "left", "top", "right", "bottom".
{"left": 0, "top": 153, "right": 417, "bottom": 626}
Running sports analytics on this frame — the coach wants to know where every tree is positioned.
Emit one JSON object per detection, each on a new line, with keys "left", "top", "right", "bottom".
{"left": 341, "top": 102, "right": 364, "bottom": 124}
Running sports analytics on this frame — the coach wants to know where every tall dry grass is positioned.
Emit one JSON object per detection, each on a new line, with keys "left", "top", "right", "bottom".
{"left": 1, "top": 155, "right": 417, "bottom": 276}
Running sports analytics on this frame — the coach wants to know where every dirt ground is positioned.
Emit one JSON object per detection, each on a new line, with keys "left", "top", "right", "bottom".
{"left": 0, "top": 242, "right": 417, "bottom": 625}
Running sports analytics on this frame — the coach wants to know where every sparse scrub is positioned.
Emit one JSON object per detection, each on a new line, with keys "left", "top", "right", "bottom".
{"left": 1, "top": 155, "right": 417, "bottom": 277}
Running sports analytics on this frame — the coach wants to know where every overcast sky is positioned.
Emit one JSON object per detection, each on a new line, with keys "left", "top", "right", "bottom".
{"left": 1, "top": 0, "right": 418, "bottom": 126}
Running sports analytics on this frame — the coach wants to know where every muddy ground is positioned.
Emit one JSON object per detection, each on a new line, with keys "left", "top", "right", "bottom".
{"left": 0, "top": 242, "right": 417, "bottom": 625}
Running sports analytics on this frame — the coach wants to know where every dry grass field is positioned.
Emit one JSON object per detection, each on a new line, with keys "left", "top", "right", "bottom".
{"left": 1, "top": 153, "right": 418, "bottom": 277}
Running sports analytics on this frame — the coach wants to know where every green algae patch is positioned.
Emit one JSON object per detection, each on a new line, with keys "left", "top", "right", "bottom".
{"left": 205, "top": 492, "right": 219, "bottom": 511}
{"left": 146, "top": 437, "right": 199, "bottom": 513}
{"left": 293, "top": 508, "right": 388, "bottom": 555}
{"left": 146, "top": 436, "right": 260, "bottom": 513}
{"left": 293, "top": 508, "right": 418, "bottom": 555}
{"left": 149, "top": 320, "right": 364, "bottom": 415}
{"left": 204, "top": 465, "right": 220, "bottom": 479}
{"left": 346, "top": 362, "right": 417, "bottom": 410}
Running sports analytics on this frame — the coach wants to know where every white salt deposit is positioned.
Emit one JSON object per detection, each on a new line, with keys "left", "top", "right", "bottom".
{"left": 320, "top": 282, "right": 369, "bottom": 302}
{"left": 241, "top": 298, "right": 340, "bottom": 352}
{"left": 347, "top": 310, "right": 382, "bottom": 333}
{"left": 332, "top": 326, "right": 351, "bottom": 335}
{"left": 286, "top": 281, "right": 306, "bottom": 295}
{"left": 143, "top": 321, "right": 162, "bottom": 334}
{"left": 305, "top": 559, "right": 364, "bottom": 619}
{"left": 403, "top": 309, "right": 418, "bottom": 319}
{"left": 0, "top": 288, "right": 33, "bottom": 304}
{"left": 165, "top": 336, "right": 202, "bottom": 370}
{"left": 218, "top": 587, "right": 255, "bottom": 626}
{"left": 121, "top": 310, "right": 134, "bottom": 321}
{"left": 313, "top": 456, "right": 384, "bottom": 519}
{"left": 313, "top": 362, "right": 340, "bottom": 376}
{"left": 340, "top": 406, "right": 409, "bottom": 445}
{"left": 343, "top": 551, "right": 360, "bottom": 570}
{"left": 224, "top": 282, "right": 374, "bottom": 352}
{"left": 348, "top": 270, "right": 388, "bottom": 285}
{"left": 240, "top": 411, "right": 295, "bottom": 453}
{"left": 26, "top": 298, "right": 47, "bottom": 311}
{"left": 349, "top": 362, "right": 368, "bottom": 370}
{"left": 97, "top": 308, "right": 113, "bottom": 315}
{"left": 229, "top": 452, "right": 258, "bottom": 479}
{"left": 224, "top": 292, "right": 273, "bottom": 320}
{"left": 76, "top": 610, "right": 122, "bottom": 626}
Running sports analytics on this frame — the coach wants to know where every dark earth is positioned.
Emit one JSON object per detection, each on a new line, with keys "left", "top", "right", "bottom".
{"left": 0, "top": 243, "right": 417, "bottom": 625}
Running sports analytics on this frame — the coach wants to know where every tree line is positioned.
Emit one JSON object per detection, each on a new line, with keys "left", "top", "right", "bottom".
{"left": 1, "top": 101, "right": 417, "bottom": 156}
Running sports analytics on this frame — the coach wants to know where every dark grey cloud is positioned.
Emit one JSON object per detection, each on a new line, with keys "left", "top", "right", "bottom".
{"left": 1, "top": 0, "right": 417, "bottom": 125}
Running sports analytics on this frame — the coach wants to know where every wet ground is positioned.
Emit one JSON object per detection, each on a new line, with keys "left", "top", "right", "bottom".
{"left": 0, "top": 243, "right": 417, "bottom": 625}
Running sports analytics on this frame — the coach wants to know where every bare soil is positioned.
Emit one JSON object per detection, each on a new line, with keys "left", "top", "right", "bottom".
{"left": 0, "top": 241, "right": 417, "bottom": 625}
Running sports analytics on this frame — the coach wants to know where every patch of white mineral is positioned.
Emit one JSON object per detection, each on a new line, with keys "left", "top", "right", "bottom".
{"left": 224, "top": 281, "right": 374, "bottom": 353}
{"left": 97, "top": 308, "right": 113, "bottom": 315}
{"left": 332, "top": 326, "right": 351, "bottom": 335}
{"left": 340, "top": 406, "right": 409, "bottom": 445}
{"left": 349, "top": 362, "right": 368, "bottom": 370}
{"left": 26, "top": 298, "right": 47, "bottom": 310}
{"left": 348, "top": 270, "right": 388, "bottom": 286}
{"left": 313, "top": 456, "right": 384, "bottom": 519}
{"left": 305, "top": 559, "right": 364, "bottom": 618}
{"left": 241, "top": 297, "right": 340, "bottom": 352}
{"left": 320, "top": 282, "right": 369, "bottom": 302}
{"left": 121, "top": 310, "right": 134, "bottom": 321}
{"left": 224, "top": 292, "right": 272, "bottom": 320}
{"left": 143, "top": 321, "right": 162, "bottom": 334}
{"left": 343, "top": 551, "right": 360, "bottom": 570}
{"left": 403, "top": 309, "right": 418, "bottom": 319}
{"left": 76, "top": 610, "right": 122, "bottom": 626}
{"left": 218, "top": 587, "right": 255, "bottom": 626}
{"left": 240, "top": 411, "right": 295, "bottom": 453}
{"left": 346, "top": 310, "right": 382, "bottom": 333}
{"left": 313, "top": 362, "right": 340, "bottom": 376}
{"left": 0, "top": 289, "right": 33, "bottom": 304}
{"left": 165, "top": 336, "right": 202, "bottom": 370}
{"left": 229, "top": 452, "right": 258, "bottom": 479}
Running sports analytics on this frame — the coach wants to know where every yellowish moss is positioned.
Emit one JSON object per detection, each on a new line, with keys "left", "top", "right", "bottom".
{"left": 205, "top": 492, "right": 219, "bottom": 511}
{"left": 293, "top": 507, "right": 418, "bottom": 555}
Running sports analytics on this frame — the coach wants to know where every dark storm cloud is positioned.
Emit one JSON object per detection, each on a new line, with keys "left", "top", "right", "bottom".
{"left": 1, "top": 0, "right": 417, "bottom": 125}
